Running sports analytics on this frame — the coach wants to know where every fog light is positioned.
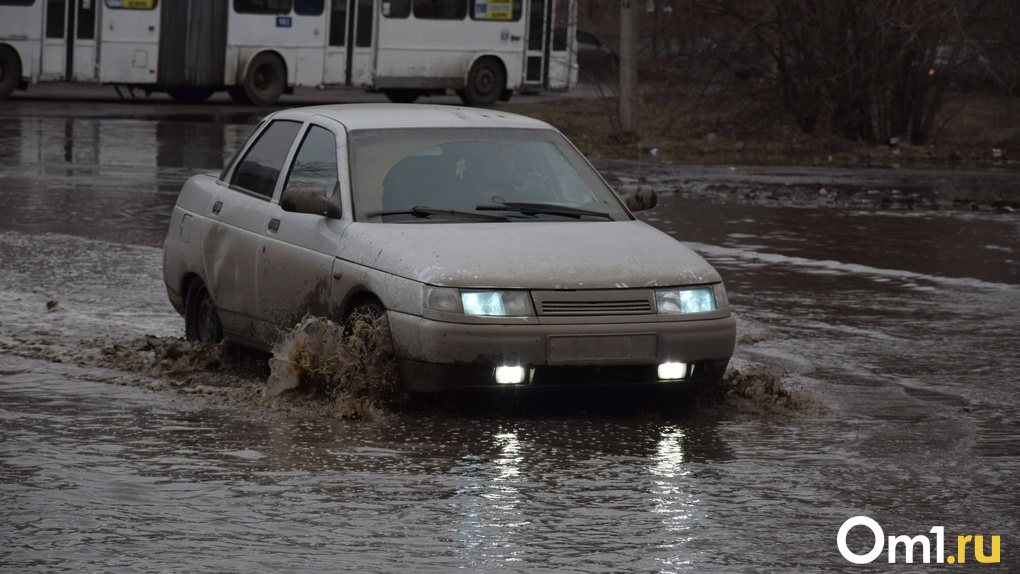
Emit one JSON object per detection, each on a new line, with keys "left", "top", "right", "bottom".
{"left": 657, "top": 362, "right": 687, "bottom": 380}
{"left": 495, "top": 366, "right": 526, "bottom": 385}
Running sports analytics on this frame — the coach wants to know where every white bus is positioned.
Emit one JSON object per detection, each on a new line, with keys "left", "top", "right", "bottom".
{"left": 0, "top": 0, "right": 576, "bottom": 106}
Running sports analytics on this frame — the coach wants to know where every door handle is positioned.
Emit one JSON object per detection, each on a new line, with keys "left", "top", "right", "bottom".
{"left": 268, "top": 218, "right": 280, "bottom": 232}
{"left": 212, "top": 201, "right": 223, "bottom": 215}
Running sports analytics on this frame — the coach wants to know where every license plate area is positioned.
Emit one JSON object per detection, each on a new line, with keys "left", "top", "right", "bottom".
{"left": 547, "top": 334, "right": 658, "bottom": 365}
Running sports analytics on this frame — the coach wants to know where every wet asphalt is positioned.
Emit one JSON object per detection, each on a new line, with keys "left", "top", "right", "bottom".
{"left": 0, "top": 90, "right": 1017, "bottom": 572}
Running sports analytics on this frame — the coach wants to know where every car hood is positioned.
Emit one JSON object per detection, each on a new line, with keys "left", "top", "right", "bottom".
{"left": 336, "top": 220, "right": 721, "bottom": 289}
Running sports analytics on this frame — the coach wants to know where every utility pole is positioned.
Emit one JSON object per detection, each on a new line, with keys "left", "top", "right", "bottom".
{"left": 618, "top": 0, "right": 637, "bottom": 135}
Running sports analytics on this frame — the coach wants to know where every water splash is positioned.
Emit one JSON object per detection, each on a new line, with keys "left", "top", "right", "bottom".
{"left": 265, "top": 315, "right": 404, "bottom": 421}
{"left": 699, "top": 364, "right": 822, "bottom": 415}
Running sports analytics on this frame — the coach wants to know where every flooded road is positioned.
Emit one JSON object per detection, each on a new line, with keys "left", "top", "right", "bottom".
{"left": 1, "top": 103, "right": 1018, "bottom": 572}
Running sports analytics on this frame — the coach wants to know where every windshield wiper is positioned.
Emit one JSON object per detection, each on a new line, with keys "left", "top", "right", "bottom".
{"left": 366, "top": 206, "right": 509, "bottom": 222}
{"left": 475, "top": 202, "right": 613, "bottom": 220}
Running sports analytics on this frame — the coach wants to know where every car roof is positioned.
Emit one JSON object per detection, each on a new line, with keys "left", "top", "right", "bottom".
{"left": 270, "top": 103, "right": 555, "bottom": 131}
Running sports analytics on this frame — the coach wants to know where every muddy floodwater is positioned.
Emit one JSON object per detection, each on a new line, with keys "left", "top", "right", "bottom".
{"left": 1, "top": 103, "right": 1018, "bottom": 573}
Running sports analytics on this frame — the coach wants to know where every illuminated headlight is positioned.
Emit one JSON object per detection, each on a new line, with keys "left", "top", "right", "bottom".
{"left": 424, "top": 286, "right": 535, "bottom": 317}
{"left": 462, "top": 290, "right": 534, "bottom": 316}
{"left": 655, "top": 286, "right": 717, "bottom": 314}
{"left": 495, "top": 366, "right": 526, "bottom": 384}
{"left": 657, "top": 362, "right": 687, "bottom": 380}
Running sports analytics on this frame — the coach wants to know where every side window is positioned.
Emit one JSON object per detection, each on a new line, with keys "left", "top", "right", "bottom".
{"left": 329, "top": 0, "right": 347, "bottom": 45}
{"left": 414, "top": 0, "right": 466, "bottom": 20}
{"left": 105, "top": 0, "right": 158, "bottom": 8}
{"left": 46, "top": 0, "right": 65, "bottom": 38}
{"left": 355, "top": 0, "right": 372, "bottom": 46}
{"left": 282, "top": 125, "right": 339, "bottom": 200}
{"left": 229, "top": 120, "right": 302, "bottom": 199}
{"left": 383, "top": 0, "right": 410, "bottom": 18}
{"left": 294, "top": 0, "right": 322, "bottom": 15}
{"left": 233, "top": 0, "right": 292, "bottom": 14}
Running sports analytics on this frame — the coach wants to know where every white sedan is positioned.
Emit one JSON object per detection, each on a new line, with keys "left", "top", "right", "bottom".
{"left": 162, "top": 104, "right": 735, "bottom": 391}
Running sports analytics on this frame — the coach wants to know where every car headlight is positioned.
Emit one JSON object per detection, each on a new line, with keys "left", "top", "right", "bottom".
{"left": 655, "top": 286, "right": 717, "bottom": 314}
{"left": 424, "top": 287, "right": 535, "bottom": 317}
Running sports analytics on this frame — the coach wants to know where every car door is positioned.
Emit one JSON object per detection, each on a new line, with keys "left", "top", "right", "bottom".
{"left": 257, "top": 120, "right": 348, "bottom": 338}
{"left": 205, "top": 118, "right": 303, "bottom": 344}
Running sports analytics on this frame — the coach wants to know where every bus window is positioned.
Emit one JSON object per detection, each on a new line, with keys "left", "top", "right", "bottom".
{"left": 46, "top": 0, "right": 64, "bottom": 38}
{"left": 105, "top": 0, "right": 158, "bottom": 8}
{"left": 413, "top": 0, "right": 466, "bottom": 20}
{"left": 233, "top": 0, "right": 291, "bottom": 14}
{"left": 294, "top": 0, "right": 323, "bottom": 16}
{"left": 355, "top": 0, "right": 372, "bottom": 47}
{"left": 77, "top": 0, "right": 97, "bottom": 40}
{"left": 470, "top": 0, "right": 520, "bottom": 21}
{"left": 382, "top": 0, "right": 410, "bottom": 18}
{"left": 329, "top": 0, "right": 346, "bottom": 45}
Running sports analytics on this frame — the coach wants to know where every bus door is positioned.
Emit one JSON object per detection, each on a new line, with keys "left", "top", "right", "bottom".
{"left": 40, "top": 0, "right": 99, "bottom": 82}
{"left": 98, "top": 0, "right": 160, "bottom": 85}
{"left": 544, "top": 0, "right": 573, "bottom": 89}
{"left": 522, "top": 0, "right": 572, "bottom": 90}
{"left": 322, "top": 0, "right": 375, "bottom": 87}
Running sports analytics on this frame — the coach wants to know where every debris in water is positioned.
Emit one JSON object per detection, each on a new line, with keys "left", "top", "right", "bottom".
{"left": 46, "top": 299, "right": 59, "bottom": 311}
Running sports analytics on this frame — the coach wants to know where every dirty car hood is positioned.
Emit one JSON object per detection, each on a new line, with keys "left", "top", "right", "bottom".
{"left": 337, "top": 221, "right": 721, "bottom": 289}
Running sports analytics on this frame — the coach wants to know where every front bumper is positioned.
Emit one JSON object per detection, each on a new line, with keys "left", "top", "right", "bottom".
{"left": 387, "top": 311, "right": 736, "bottom": 392}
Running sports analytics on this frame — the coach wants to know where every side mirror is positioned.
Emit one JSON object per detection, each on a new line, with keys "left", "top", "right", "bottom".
{"left": 618, "top": 185, "right": 658, "bottom": 212}
{"left": 281, "top": 182, "right": 342, "bottom": 218}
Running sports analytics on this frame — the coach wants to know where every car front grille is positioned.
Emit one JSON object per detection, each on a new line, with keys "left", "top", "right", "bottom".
{"left": 532, "top": 290, "right": 655, "bottom": 317}
{"left": 540, "top": 300, "right": 653, "bottom": 316}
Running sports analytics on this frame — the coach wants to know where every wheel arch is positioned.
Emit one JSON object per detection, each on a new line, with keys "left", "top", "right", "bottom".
{"left": 337, "top": 288, "right": 386, "bottom": 324}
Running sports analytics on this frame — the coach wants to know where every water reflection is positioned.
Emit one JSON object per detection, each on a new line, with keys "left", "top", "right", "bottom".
{"left": 0, "top": 116, "right": 255, "bottom": 245}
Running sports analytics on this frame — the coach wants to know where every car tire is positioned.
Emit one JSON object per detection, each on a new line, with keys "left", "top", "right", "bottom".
{"left": 242, "top": 52, "right": 286, "bottom": 107}
{"left": 0, "top": 45, "right": 22, "bottom": 101}
{"left": 185, "top": 279, "right": 223, "bottom": 344}
{"left": 459, "top": 57, "right": 505, "bottom": 107}
{"left": 383, "top": 89, "right": 421, "bottom": 104}
{"left": 166, "top": 87, "right": 216, "bottom": 103}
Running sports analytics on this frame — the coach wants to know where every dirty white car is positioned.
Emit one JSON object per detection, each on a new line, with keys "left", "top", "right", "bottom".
{"left": 162, "top": 104, "right": 735, "bottom": 391}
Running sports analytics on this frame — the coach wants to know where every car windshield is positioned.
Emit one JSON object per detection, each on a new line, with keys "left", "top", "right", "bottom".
{"left": 348, "top": 128, "right": 632, "bottom": 223}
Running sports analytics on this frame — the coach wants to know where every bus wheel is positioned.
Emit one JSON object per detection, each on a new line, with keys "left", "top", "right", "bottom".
{"left": 166, "top": 87, "right": 215, "bottom": 103}
{"left": 459, "top": 58, "right": 505, "bottom": 107}
{"left": 243, "top": 52, "right": 286, "bottom": 106}
{"left": 383, "top": 89, "right": 420, "bottom": 104}
{"left": 0, "top": 46, "right": 22, "bottom": 101}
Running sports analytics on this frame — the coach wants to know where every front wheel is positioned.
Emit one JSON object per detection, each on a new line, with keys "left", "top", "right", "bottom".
{"left": 242, "top": 52, "right": 286, "bottom": 106}
{"left": 0, "top": 46, "right": 22, "bottom": 101}
{"left": 459, "top": 58, "right": 505, "bottom": 107}
{"left": 185, "top": 279, "right": 223, "bottom": 344}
